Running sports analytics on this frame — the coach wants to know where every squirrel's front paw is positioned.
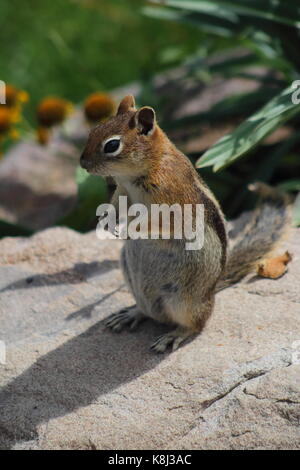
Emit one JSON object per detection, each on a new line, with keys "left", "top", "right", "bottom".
{"left": 113, "top": 223, "right": 122, "bottom": 238}
{"left": 105, "top": 306, "right": 145, "bottom": 332}
{"left": 97, "top": 209, "right": 122, "bottom": 236}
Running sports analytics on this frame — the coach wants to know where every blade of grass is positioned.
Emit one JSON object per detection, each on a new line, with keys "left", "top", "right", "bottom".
{"left": 149, "top": 1, "right": 239, "bottom": 22}
{"left": 196, "top": 84, "right": 300, "bottom": 171}
{"left": 143, "top": 6, "right": 237, "bottom": 37}
{"left": 278, "top": 180, "right": 300, "bottom": 192}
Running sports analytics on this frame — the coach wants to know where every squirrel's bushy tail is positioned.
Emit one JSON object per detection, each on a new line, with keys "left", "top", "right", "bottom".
{"left": 216, "top": 182, "right": 291, "bottom": 292}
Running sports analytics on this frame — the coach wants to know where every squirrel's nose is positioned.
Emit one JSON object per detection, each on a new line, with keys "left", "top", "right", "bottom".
{"left": 80, "top": 152, "right": 88, "bottom": 169}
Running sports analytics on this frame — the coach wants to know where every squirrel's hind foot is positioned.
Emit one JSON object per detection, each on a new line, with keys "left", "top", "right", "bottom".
{"left": 150, "top": 327, "right": 194, "bottom": 354}
{"left": 105, "top": 306, "right": 145, "bottom": 332}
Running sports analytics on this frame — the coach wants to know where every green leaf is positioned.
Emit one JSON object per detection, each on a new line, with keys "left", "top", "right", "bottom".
{"left": 143, "top": 6, "right": 237, "bottom": 37}
{"left": 196, "top": 84, "right": 300, "bottom": 171}
{"left": 278, "top": 179, "right": 300, "bottom": 192}
{"left": 148, "top": 1, "right": 239, "bottom": 22}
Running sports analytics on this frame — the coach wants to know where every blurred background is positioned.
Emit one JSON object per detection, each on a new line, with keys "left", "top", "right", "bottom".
{"left": 0, "top": 0, "right": 299, "bottom": 238}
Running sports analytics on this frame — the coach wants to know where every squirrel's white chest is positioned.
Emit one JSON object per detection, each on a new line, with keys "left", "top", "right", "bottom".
{"left": 120, "top": 180, "right": 150, "bottom": 206}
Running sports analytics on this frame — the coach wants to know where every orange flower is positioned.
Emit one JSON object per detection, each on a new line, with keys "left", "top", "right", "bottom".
{"left": 0, "top": 85, "right": 26, "bottom": 151}
{"left": 0, "top": 107, "right": 21, "bottom": 149}
{"left": 5, "top": 84, "right": 29, "bottom": 107}
{"left": 37, "top": 97, "right": 72, "bottom": 128}
{"left": 84, "top": 92, "right": 114, "bottom": 123}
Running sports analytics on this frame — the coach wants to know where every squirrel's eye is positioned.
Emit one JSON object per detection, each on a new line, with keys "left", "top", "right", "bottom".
{"left": 103, "top": 138, "right": 120, "bottom": 154}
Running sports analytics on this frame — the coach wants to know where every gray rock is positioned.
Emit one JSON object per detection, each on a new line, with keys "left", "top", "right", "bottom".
{"left": 0, "top": 140, "right": 78, "bottom": 230}
{"left": 0, "top": 226, "right": 299, "bottom": 450}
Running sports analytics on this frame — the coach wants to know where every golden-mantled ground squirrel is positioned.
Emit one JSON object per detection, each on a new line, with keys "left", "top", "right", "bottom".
{"left": 80, "top": 95, "right": 291, "bottom": 353}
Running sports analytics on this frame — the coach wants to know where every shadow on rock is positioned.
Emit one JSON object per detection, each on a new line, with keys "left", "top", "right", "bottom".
{"left": 0, "top": 260, "right": 119, "bottom": 293}
{"left": 0, "top": 314, "right": 168, "bottom": 449}
{"left": 65, "top": 287, "right": 124, "bottom": 321}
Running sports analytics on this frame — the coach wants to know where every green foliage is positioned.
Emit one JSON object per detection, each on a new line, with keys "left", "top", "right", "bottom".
{"left": 146, "top": 0, "right": 300, "bottom": 217}
{"left": 146, "top": 0, "right": 300, "bottom": 78}
{"left": 149, "top": 0, "right": 300, "bottom": 28}
{"left": 197, "top": 85, "right": 300, "bottom": 171}
{"left": 0, "top": 0, "right": 201, "bottom": 125}
{"left": 278, "top": 180, "right": 300, "bottom": 192}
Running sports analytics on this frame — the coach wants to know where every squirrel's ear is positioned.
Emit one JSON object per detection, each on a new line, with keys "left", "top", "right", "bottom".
{"left": 117, "top": 95, "right": 136, "bottom": 115}
{"left": 135, "top": 106, "right": 156, "bottom": 135}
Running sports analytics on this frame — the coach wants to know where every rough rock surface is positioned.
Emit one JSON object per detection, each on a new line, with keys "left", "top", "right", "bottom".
{"left": 0, "top": 226, "right": 299, "bottom": 450}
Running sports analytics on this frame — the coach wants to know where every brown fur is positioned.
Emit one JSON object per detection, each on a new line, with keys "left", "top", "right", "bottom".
{"left": 80, "top": 96, "right": 291, "bottom": 353}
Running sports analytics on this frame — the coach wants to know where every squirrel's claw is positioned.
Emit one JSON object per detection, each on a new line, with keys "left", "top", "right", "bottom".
{"left": 150, "top": 327, "right": 193, "bottom": 353}
{"left": 105, "top": 307, "right": 145, "bottom": 332}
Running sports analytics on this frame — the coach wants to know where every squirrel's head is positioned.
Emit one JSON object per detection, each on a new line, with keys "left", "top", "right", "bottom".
{"left": 80, "top": 95, "right": 161, "bottom": 178}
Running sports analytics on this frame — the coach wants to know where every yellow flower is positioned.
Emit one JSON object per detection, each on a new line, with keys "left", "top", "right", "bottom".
{"left": 0, "top": 107, "right": 20, "bottom": 151}
{"left": 84, "top": 92, "right": 115, "bottom": 123}
{"left": 18, "top": 90, "right": 29, "bottom": 103}
{"left": 10, "top": 107, "right": 21, "bottom": 123}
{"left": 37, "top": 97, "right": 72, "bottom": 128}
{"left": 9, "top": 128, "right": 20, "bottom": 140}
{"left": 1, "top": 84, "right": 28, "bottom": 135}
